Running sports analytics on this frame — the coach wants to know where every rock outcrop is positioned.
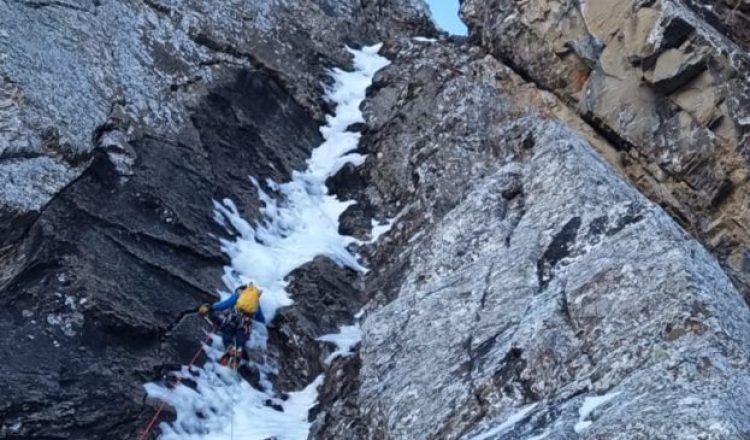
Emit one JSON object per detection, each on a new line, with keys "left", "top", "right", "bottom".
{"left": 312, "top": 23, "right": 750, "bottom": 440}
{"left": 461, "top": 0, "right": 750, "bottom": 299}
{"left": 0, "top": 0, "right": 434, "bottom": 256}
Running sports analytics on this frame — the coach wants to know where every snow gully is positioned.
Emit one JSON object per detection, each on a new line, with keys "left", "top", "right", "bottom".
{"left": 143, "top": 44, "right": 389, "bottom": 440}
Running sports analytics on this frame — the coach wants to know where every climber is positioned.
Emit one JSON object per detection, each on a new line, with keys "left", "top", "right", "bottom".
{"left": 198, "top": 283, "right": 265, "bottom": 368}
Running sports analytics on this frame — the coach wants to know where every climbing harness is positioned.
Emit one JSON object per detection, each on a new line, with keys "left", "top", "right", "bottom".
{"left": 219, "top": 313, "right": 252, "bottom": 368}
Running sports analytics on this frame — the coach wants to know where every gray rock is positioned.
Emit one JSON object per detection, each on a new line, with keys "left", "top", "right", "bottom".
{"left": 0, "top": 68, "right": 322, "bottom": 439}
{"left": 7, "top": 0, "right": 750, "bottom": 439}
{"left": 0, "top": 1, "right": 435, "bottom": 438}
{"left": 361, "top": 126, "right": 750, "bottom": 438}
{"left": 682, "top": 0, "right": 750, "bottom": 48}
{"left": 461, "top": 0, "right": 750, "bottom": 301}
{"left": 0, "top": 0, "right": 435, "bottom": 251}
{"left": 314, "top": 37, "right": 750, "bottom": 440}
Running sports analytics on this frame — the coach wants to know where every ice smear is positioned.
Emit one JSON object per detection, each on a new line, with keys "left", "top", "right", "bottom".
{"left": 317, "top": 323, "right": 362, "bottom": 364}
{"left": 370, "top": 216, "right": 398, "bottom": 242}
{"left": 574, "top": 391, "right": 622, "bottom": 433}
{"left": 469, "top": 403, "right": 538, "bottom": 440}
{"left": 146, "top": 44, "right": 389, "bottom": 440}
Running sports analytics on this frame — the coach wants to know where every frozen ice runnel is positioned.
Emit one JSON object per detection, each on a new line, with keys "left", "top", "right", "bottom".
{"left": 145, "top": 44, "right": 390, "bottom": 440}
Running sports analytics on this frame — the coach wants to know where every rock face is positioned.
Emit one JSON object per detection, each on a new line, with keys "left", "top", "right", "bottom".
{"left": 312, "top": 23, "right": 750, "bottom": 440}
{"left": 0, "top": 0, "right": 433, "bottom": 438}
{"left": 0, "top": 0, "right": 434, "bottom": 255}
{"left": 460, "top": 0, "right": 750, "bottom": 299}
{"left": 5, "top": 0, "right": 750, "bottom": 439}
{"left": 0, "top": 71, "right": 321, "bottom": 438}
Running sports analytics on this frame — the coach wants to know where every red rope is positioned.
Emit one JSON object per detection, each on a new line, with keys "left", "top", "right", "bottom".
{"left": 136, "top": 330, "right": 214, "bottom": 440}
{"left": 137, "top": 401, "right": 168, "bottom": 440}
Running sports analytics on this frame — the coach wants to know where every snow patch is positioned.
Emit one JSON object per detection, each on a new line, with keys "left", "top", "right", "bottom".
{"left": 469, "top": 403, "right": 538, "bottom": 440}
{"left": 147, "top": 367, "right": 322, "bottom": 440}
{"left": 574, "top": 391, "right": 622, "bottom": 433}
{"left": 370, "top": 216, "right": 398, "bottom": 242}
{"left": 64, "top": 295, "right": 76, "bottom": 310}
{"left": 317, "top": 323, "right": 362, "bottom": 364}
{"left": 678, "top": 396, "right": 702, "bottom": 406}
{"left": 146, "top": 44, "right": 389, "bottom": 440}
{"left": 413, "top": 36, "right": 437, "bottom": 43}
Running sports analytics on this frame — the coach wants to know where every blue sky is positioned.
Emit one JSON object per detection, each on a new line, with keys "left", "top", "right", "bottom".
{"left": 425, "top": 0, "right": 467, "bottom": 35}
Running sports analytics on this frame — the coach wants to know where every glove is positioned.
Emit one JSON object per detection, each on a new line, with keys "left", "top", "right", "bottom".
{"left": 198, "top": 304, "right": 211, "bottom": 316}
